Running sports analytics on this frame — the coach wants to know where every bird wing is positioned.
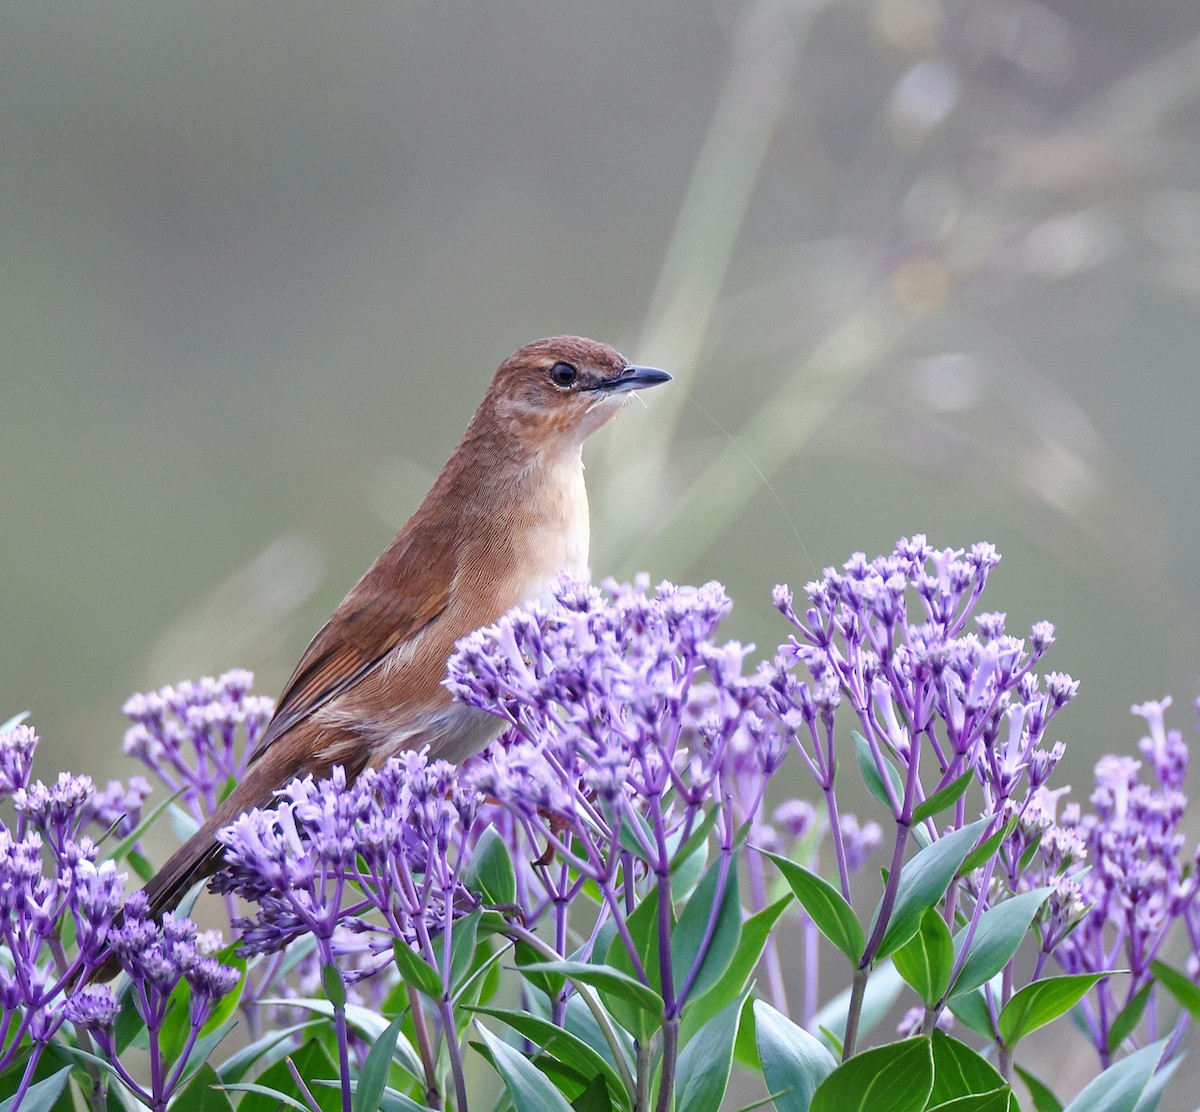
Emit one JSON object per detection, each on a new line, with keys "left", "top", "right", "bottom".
{"left": 248, "top": 527, "right": 454, "bottom": 762}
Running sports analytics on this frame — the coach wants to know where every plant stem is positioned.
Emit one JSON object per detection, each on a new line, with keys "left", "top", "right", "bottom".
{"left": 655, "top": 1020, "right": 679, "bottom": 1112}
{"left": 842, "top": 966, "right": 870, "bottom": 1061}
{"left": 439, "top": 995, "right": 470, "bottom": 1112}
{"left": 8, "top": 1047, "right": 43, "bottom": 1112}
{"left": 998, "top": 1044, "right": 1012, "bottom": 1081}
{"left": 636, "top": 1039, "right": 653, "bottom": 1112}
{"left": 332, "top": 997, "right": 353, "bottom": 1112}
{"left": 408, "top": 984, "right": 443, "bottom": 1109}
{"left": 505, "top": 924, "right": 637, "bottom": 1098}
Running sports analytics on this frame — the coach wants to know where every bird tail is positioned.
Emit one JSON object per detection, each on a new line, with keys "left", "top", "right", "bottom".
{"left": 151, "top": 754, "right": 298, "bottom": 917}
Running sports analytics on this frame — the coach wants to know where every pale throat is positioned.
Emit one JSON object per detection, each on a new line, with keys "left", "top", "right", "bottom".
{"left": 520, "top": 445, "right": 590, "bottom": 606}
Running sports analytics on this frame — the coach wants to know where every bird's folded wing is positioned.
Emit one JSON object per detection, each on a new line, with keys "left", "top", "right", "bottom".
{"left": 248, "top": 533, "right": 453, "bottom": 762}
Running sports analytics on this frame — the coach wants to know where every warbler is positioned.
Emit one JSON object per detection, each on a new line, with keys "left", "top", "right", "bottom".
{"left": 142, "top": 335, "right": 670, "bottom": 917}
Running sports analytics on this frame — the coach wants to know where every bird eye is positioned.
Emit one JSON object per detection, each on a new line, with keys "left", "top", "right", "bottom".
{"left": 549, "top": 361, "right": 578, "bottom": 387}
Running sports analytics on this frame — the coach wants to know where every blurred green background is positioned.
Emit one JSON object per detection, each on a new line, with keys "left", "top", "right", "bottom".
{"left": 3, "top": 0, "right": 1200, "bottom": 1101}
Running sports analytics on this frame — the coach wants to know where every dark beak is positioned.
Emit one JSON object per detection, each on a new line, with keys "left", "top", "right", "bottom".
{"left": 590, "top": 364, "right": 672, "bottom": 394}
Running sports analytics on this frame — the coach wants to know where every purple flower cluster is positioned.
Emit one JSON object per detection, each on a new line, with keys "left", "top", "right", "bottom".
{"left": 771, "top": 538, "right": 1075, "bottom": 910}
{"left": 0, "top": 726, "right": 129, "bottom": 1062}
{"left": 1048, "top": 698, "right": 1200, "bottom": 1062}
{"left": 69, "top": 892, "right": 240, "bottom": 1108}
{"left": 0, "top": 721, "right": 237, "bottom": 1110}
{"left": 123, "top": 669, "right": 273, "bottom": 825}
{"left": 450, "top": 576, "right": 787, "bottom": 860}
{"left": 215, "top": 752, "right": 478, "bottom": 968}
{"left": 448, "top": 574, "right": 790, "bottom": 1017}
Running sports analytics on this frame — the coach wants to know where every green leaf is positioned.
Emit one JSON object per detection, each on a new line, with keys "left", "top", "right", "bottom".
{"left": 444, "top": 907, "right": 482, "bottom": 992}
{"left": 754, "top": 1000, "right": 838, "bottom": 1112}
{"left": 113, "top": 983, "right": 147, "bottom": 1054}
{"left": 893, "top": 908, "right": 954, "bottom": 1007}
{"left": 809, "top": 961, "right": 904, "bottom": 1052}
{"left": 1149, "top": 959, "right": 1200, "bottom": 1022}
{"left": 515, "top": 938, "right": 566, "bottom": 1002}
{"left": 40, "top": 1043, "right": 126, "bottom": 1089}
{"left": 393, "top": 938, "right": 445, "bottom": 999}
{"left": 175, "top": 1020, "right": 239, "bottom": 1092}
{"left": 950, "top": 887, "right": 1052, "bottom": 999}
{"left": 912, "top": 771, "right": 974, "bottom": 826}
{"left": 809, "top": 1037, "right": 933, "bottom": 1112}
{"left": 474, "top": 1022, "right": 577, "bottom": 1112}
{"left": 873, "top": 818, "right": 990, "bottom": 960}
{"left": 311, "top": 1081, "right": 439, "bottom": 1112}
{"left": 1107, "top": 982, "right": 1153, "bottom": 1054}
{"left": 464, "top": 826, "right": 518, "bottom": 905}
{"left": 321, "top": 962, "right": 347, "bottom": 1009}
{"left": 218, "top": 1020, "right": 323, "bottom": 1083}
{"left": 161, "top": 952, "right": 247, "bottom": 1062}
{"left": 1017, "top": 832, "right": 1043, "bottom": 875}
{"left": 256, "top": 997, "right": 424, "bottom": 1079}
{"left": 998, "top": 973, "right": 1110, "bottom": 1047}
{"left": 960, "top": 818, "right": 1016, "bottom": 876}
{"left": 672, "top": 853, "right": 742, "bottom": 1006}
{"left": 126, "top": 849, "right": 155, "bottom": 883}
{"left": 1133, "top": 1053, "right": 1180, "bottom": 1112}
{"left": 853, "top": 730, "right": 904, "bottom": 812}
{"left": 231, "top": 1038, "right": 342, "bottom": 1112}
{"left": 0, "top": 713, "right": 29, "bottom": 734}
{"left": 171, "top": 1063, "right": 235, "bottom": 1112}
{"left": 675, "top": 992, "right": 749, "bottom": 1111}
{"left": 355, "top": 1013, "right": 406, "bottom": 1112}
{"left": 376, "top": 1088, "right": 441, "bottom": 1112}
{"left": 613, "top": 807, "right": 658, "bottom": 865}
{"left": 0, "top": 1066, "right": 72, "bottom": 1112}
{"left": 469, "top": 1006, "right": 630, "bottom": 1111}
{"left": 670, "top": 830, "right": 709, "bottom": 904}
{"left": 761, "top": 849, "right": 864, "bottom": 961}
{"left": 928, "top": 1031, "right": 1006, "bottom": 1105}
{"left": 519, "top": 961, "right": 663, "bottom": 1017}
{"left": 683, "top": 893, "right": 793, "bottom": 1041}
{"left": 217, "top": 1084, "right": 312, "bottom": 1112}
{"left": 539, "top": 992, "right": 636, "bottom": 1083}
{"left": 1014, "top": 1066, "right": 1063, "bottom": 1112}
{"left": 946, "top": 982, "right": 997, "bottom": 1039}
{"left": 1061, "top": 1039, "right": 1165, "bottom": 1112}
{"left": 926, "top": 1090, "right": 1012, "bottom": 1112}
{"left": 572, "top": 1074, "right": 613, "bottom": 1112}
{"left": 669, "top": 807, "right": 720, "bottom": 875}
{"left": 104, "top": 788, "right": 186, "bottom": 865}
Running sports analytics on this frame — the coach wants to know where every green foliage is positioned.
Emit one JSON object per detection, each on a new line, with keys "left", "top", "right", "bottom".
{"left": 760, "top": 849, "right": 864, "bottom": 961}
{"left": 873, "top": 818, "right": 990, "bottom": 961}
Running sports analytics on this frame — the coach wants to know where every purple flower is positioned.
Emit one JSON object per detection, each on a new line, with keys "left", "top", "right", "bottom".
{"left": 451, "top": 576, "right": 784, "bottom": 875}
{"left": 123, "top": 670, "right": 274, "bottom": 824}
{"left": 450, "top": 574, "right": 790, "bottom": 1018}
{"left": 772, "top": 538, "right": 1074, "bottom": 897}
{"left": 774, "top": 799, "right": 817, "bottom": 841}
{"left": 1046, "top": 698, "right": 1200, "bottom": 1064}
{"left": 839, "top": 814, "right": 882, "bottom": 873}
{"left": 214, "top": 765, "right": 375, "bottom": 953}
{"left": 80, "top": 891, "right": 242, "bottom": 1109}
{"left": 82, "top": 776, "right": 153, "bottom": 840}
{"left": 63, "top": 985, "right": 120, "bottom": 1030}
{"left": 0, "top": 724, "right": 39, "bottom": 795}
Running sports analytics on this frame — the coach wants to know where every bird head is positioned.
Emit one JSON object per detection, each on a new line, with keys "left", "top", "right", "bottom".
{"left": 482, "top": 336, "right": 671, "bottom": 453}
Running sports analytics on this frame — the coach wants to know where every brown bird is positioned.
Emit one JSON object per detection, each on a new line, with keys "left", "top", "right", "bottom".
{"left": 142, "top": 336, "right": 669, "bottom": 918}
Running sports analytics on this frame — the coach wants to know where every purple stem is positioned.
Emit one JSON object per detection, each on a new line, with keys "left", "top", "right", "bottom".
{"left": 6, "top": 1046, "right": 44, "bottom": 1112}
{"left": 674, "top": 843, "right": 733, "bottom": 1011}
